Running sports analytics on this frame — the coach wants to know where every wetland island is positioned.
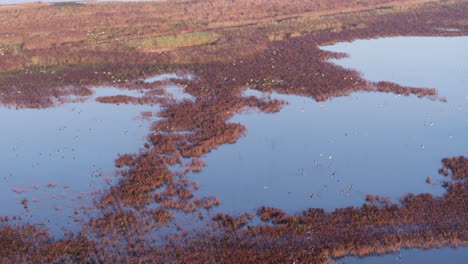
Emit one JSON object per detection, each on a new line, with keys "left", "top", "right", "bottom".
{"left": 0, "top": 0, "right": 467, "bottom": 263}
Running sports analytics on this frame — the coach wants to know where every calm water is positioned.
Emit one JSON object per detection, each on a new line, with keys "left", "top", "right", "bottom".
{"left": 338, "top": 247, "right": 467, "bottom": 263}
{"left": 192, "top": 36, "right": 468, "bottom": 214}
{"left": 0, "top": 87, "right": 152, "bottom": 231}
{"left": 187, "top": 36, "right": 468, "bottom": 262}
{"left": 0, "top": 75, "right": 186, "bottom": 233}
{"left": 0, "top": 36, "right": 466, "bottom": 259}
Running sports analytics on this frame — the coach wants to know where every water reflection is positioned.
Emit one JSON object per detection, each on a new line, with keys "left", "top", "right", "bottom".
{"left": 0, "top": 87, "right": 154, "bottom": 233}
{"left": 192, "top": 37, "right": 468, "bottom": 214}
{"left": 144, "top": 73, "right": 195, "bottom": 102}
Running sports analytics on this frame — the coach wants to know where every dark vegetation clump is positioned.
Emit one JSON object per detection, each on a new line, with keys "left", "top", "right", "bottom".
{"left": 211, "top": 213, "right": 255, "bottom": 232}
{"left": 440, "top": 156, "right": 468, "bottom": 181}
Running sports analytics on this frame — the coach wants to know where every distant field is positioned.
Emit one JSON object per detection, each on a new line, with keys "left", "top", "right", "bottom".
{"left": 0, "top": 0, "right": 166, "bottom": 5}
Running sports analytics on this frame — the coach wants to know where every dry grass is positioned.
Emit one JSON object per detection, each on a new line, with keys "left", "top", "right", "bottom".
{"left": 0, "top": 0, "right": 442, "bottom": 52}
{"left": 126, "top": 31, "right": 221, "bottom": 51}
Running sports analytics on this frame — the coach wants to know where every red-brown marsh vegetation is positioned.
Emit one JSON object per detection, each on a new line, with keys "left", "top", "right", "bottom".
{"left": 6, "top": 154, "right": 465, "bottom": 262}
{"left": 440, "top": 156, "right": 468, "bottom": 180}
{"left": 1, "top": 0, "right": 468, "bottom": 263}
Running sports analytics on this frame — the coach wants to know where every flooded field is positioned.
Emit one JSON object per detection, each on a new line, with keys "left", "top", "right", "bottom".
{"left": 0, "top": 77, "right": 190, "bottom": 234}
{"left": 192, "top": 36, "right": 468, "bottom": 214}
{"left": 1, "top": 36, "right": 466, "bottom": 252}
{"left": 1, "top": 0, "right": 467, "bottom": 260}
{"left": 0, "top": 88, "right": 152, "bottom": 232}
{"left": 340, "top": 247, "right": 467, "bottom": 264}
{"left": 0, "top": 0, "right": 468, "bottom": 258}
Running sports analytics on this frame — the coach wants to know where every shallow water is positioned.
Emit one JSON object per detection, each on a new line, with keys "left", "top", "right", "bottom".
{"left": 338, "top": 247, "right": 468, "bottom": 264}
{"left": 185, "top": 35, "right": 468, "bottom": 262}
{"left": 0, "top": 74, "right": 193, "bottom": 233}
{"left": 183, "top": 35, "right": 468, "bottom": 262}
{"left": 191, "top": 36, "right": 468, "bottom": 215}
{"left": 1, "top": 36, "right": 466, "bottom": 258}
{"left": 0, "top": 87, "right": 153, "bottom": 232}
{"left": 144, "top": 73, "right": 195, "bottom": 102}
